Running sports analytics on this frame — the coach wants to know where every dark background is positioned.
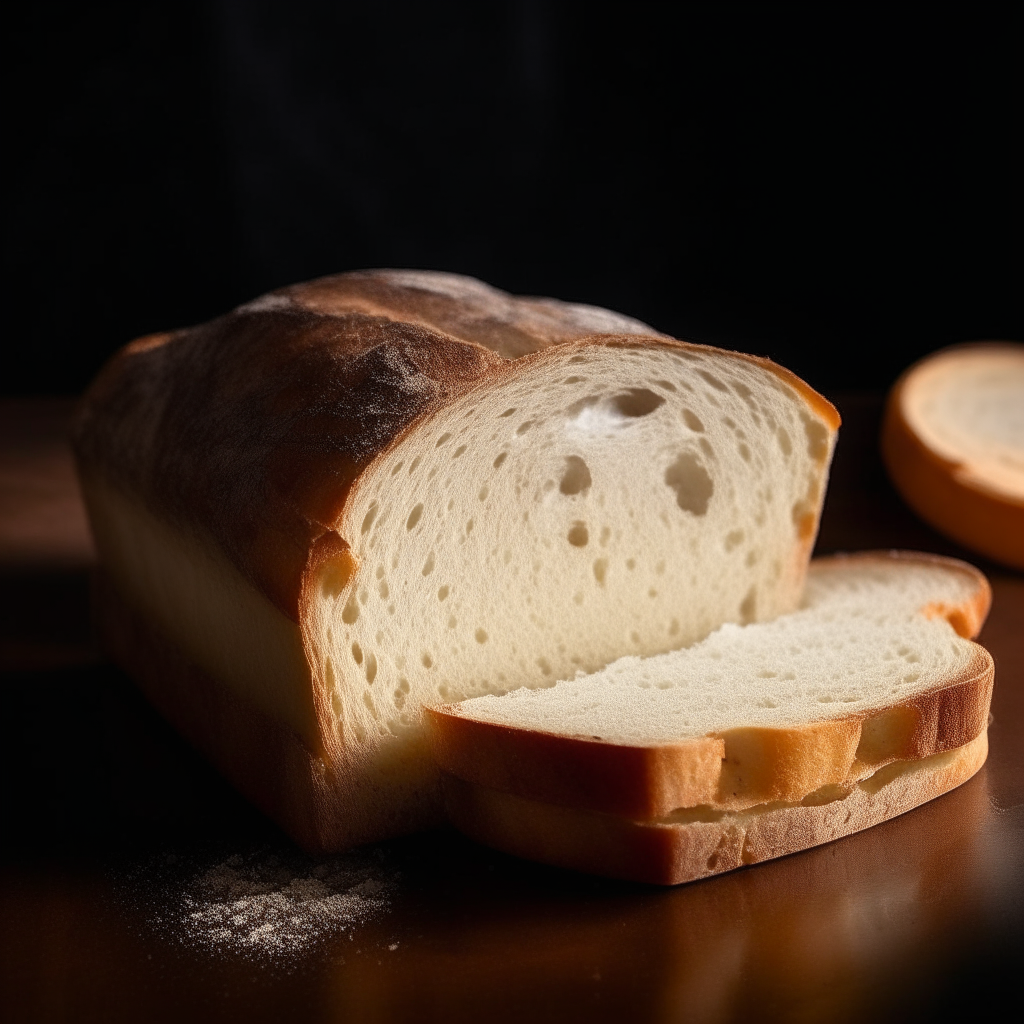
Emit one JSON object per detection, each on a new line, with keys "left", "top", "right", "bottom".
{"left": 6, "top": 2, "right": 1022, "bottom": 397}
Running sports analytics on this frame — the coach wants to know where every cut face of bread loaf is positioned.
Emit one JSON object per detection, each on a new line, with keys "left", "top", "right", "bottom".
{"left": 74, "top": 270, "right": 838, "bottom": 851}
{"left": 882, "top": 343, "right": 1024, "bottom": 569}
{"left": 427, "top": 553, "right": 993, "bottom": 825}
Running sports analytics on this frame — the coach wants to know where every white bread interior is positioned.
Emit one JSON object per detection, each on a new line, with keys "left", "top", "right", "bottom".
{"left": 80, "top": 339, "right": 836, "bottom": 842}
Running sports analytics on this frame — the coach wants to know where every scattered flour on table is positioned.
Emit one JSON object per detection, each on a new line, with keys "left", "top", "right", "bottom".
{"left": 123, "top": 846, "right": 396, "bottom": 961}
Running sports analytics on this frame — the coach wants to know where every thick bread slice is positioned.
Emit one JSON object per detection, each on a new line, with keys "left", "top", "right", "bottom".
{"left": 426, "top": 553, "right": 993, "bottom": 819}
{"left": 882, "top": 343, "right": 1024, "bottom": 569}
{"left": 73, "top": 270, "right": 838, "bottom": 850}
{"left": 441, "top": 731, "right": 989, "bottom": 886}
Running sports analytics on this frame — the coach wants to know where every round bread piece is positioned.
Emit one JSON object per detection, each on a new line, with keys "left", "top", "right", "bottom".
{"left": 882, "top": 343, "right": 1024, "bottom": 569}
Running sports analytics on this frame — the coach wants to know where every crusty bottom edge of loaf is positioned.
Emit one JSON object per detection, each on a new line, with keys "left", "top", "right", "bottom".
{"left": 95, "top": 570, "right": 445, "bottom": 852}
{"left": 442, "top": 730, "right": 988, "bottom": 886}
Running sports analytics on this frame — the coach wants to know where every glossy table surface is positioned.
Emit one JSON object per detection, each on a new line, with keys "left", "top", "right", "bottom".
{"left": 1, "top": 396, "right": 1021, "bottom": 1023}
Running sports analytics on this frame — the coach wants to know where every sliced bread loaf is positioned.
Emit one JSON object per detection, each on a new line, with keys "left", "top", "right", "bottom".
{"left": 74, "top": 270, "right": 839, "bottom": 851}
{"left": 882, "top": 343, "right": 1024, "bottom": 569}
{"left": 427, "top": 552, "right": 993, "bottom": 830}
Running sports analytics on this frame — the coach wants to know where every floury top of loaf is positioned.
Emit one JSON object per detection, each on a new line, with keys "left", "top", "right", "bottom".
{"left": 74, "top": 270, "right": 840, "bottom": 851}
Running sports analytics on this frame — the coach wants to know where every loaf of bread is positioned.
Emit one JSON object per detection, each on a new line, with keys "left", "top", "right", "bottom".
{"left": 73, "top": 270, "right": 839, "bottom": 852}
{"left": 882, "top": 343, "right": 1024, "bottom": 569}
{"left": 430, "top": 552, "right": 993, "bottom": 883}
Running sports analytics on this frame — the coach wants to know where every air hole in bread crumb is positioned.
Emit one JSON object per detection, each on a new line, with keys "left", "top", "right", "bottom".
{"left": 516, "top": 421, "right": 535, "bottom": 435}
{"left": 567, "top": 522, "right": 589, "bottom": 547}
{"left": 351, "top": 643, "right": 363, "bottom": 665}
{"left": 453, "top": 445, "right": 467, "bottom": 458}
{"left": 725, "top": 530, "right": 745, "bottom": 551}
{"left": 409, "top": 457, "right": 421, "bottom": 474}
{"left": 777, "top": 428, "right": 792, "bottom": 457}
{"left": 593, "top": 558, "right": 608, "bottom": 584}
{"left": 422, "top": 552, "right": 435, "bottom": 576}
{"left": 738, "top": 443, "right": 751, "bottom": 462}
{"left": 466, "top": 520, "right": 474, "bottom": 534}
{"left": 475, "top": 628, "right": 488, "bottom": 644}
{"left": 626, "top": 558, "right": 636, "bottom": 570}
{"left": 378, "top": 580, "right": 389, "bottom": 599}
{"left": 364, "top": 654, "right": 377, "bottom": 684}
{"left": 682, "top": 409, "right": 704, "bottom": 432}
{"left": 437, "top": 585, "right": 450, "bottom": 601}
{"left": 478, "top": 486, "right": 489, "bottom": 501}
{"left": 611, "top": 388, "right": 665, "bottom": 418}
{"left": 665, "top": 453, "right": 713, "bottom": 515}
{"left": 563, "top": 375, "right": 586, "bottom": 384}
{"left": 448, "top": 616, "right": 457, "bottom": 629}
{"left": 536, "top": 657, "right": 552, "bottom": 675}
{"left": 391, "top": 461, "right": 404, "bottom": 475}
{"left": 500, "top": 408, "right": 517, "bottom": 418}
{"left": 406, "top": 504, "right": 424, "bottom": 530}
{"left": 560, "top": 455, "right": 592, "bottom": 495}
{"left": 493, "top": 452, "right": 508, "bottom": 469}
{"left": 421, "top": 653, "right": 433, "bottom": 669}
{"left": 740, "top": 587, "right": 757, "bottom": 624}
{"left": 435, "top": 433, "right": 452, "bottom": 447}
{"left": 655, "top": 379, "right": 677, "bottom": 392}
{"left": 699, "top": 370, "right": 729, "bottom": 392}
{"left": 361, "top": 504, "right": 379, "bottom": 534}
{"left": 342, "top": 591, "right": 360, "bottom": 624}
{"left": 802, "top": 413, "right": 830, "bottom": 460}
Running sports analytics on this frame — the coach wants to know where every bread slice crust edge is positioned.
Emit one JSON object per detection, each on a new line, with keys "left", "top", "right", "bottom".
{"left": 441, "top": 730, "right": 989, "bottom": 886}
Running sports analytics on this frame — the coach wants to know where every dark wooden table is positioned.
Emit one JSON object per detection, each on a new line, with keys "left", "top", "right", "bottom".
{"left": 1, "top": 396, "right": 1021, "bottom": 1024}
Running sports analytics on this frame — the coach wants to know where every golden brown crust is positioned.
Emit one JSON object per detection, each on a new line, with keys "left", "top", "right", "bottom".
{"left": 882, "top": 344, "right": 1024, "bottom": 571}
{"left": 75, "top": 308, "right": 503, "bottom": 619}
{"left": 441, "top": 731, "right": 989, "bottom": 885}
{"left": 73, "top": 271, "right": 838, "bottom": 624}
{"left": 426, "top": 552, "right": 993, "bottom": 819}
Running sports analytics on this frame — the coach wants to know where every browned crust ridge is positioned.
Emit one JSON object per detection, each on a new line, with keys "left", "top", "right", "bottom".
{"left": 72, "top": 271, "right": 839, "bottom": 625}
{"left": 426, "top": 552, "right": 993, "bottom": 819}
{"left": 441, "top": 730, "right": 989, "bottom": 886}
{"left": 882, "top": 343, "right": 1024, "bottom": 570}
